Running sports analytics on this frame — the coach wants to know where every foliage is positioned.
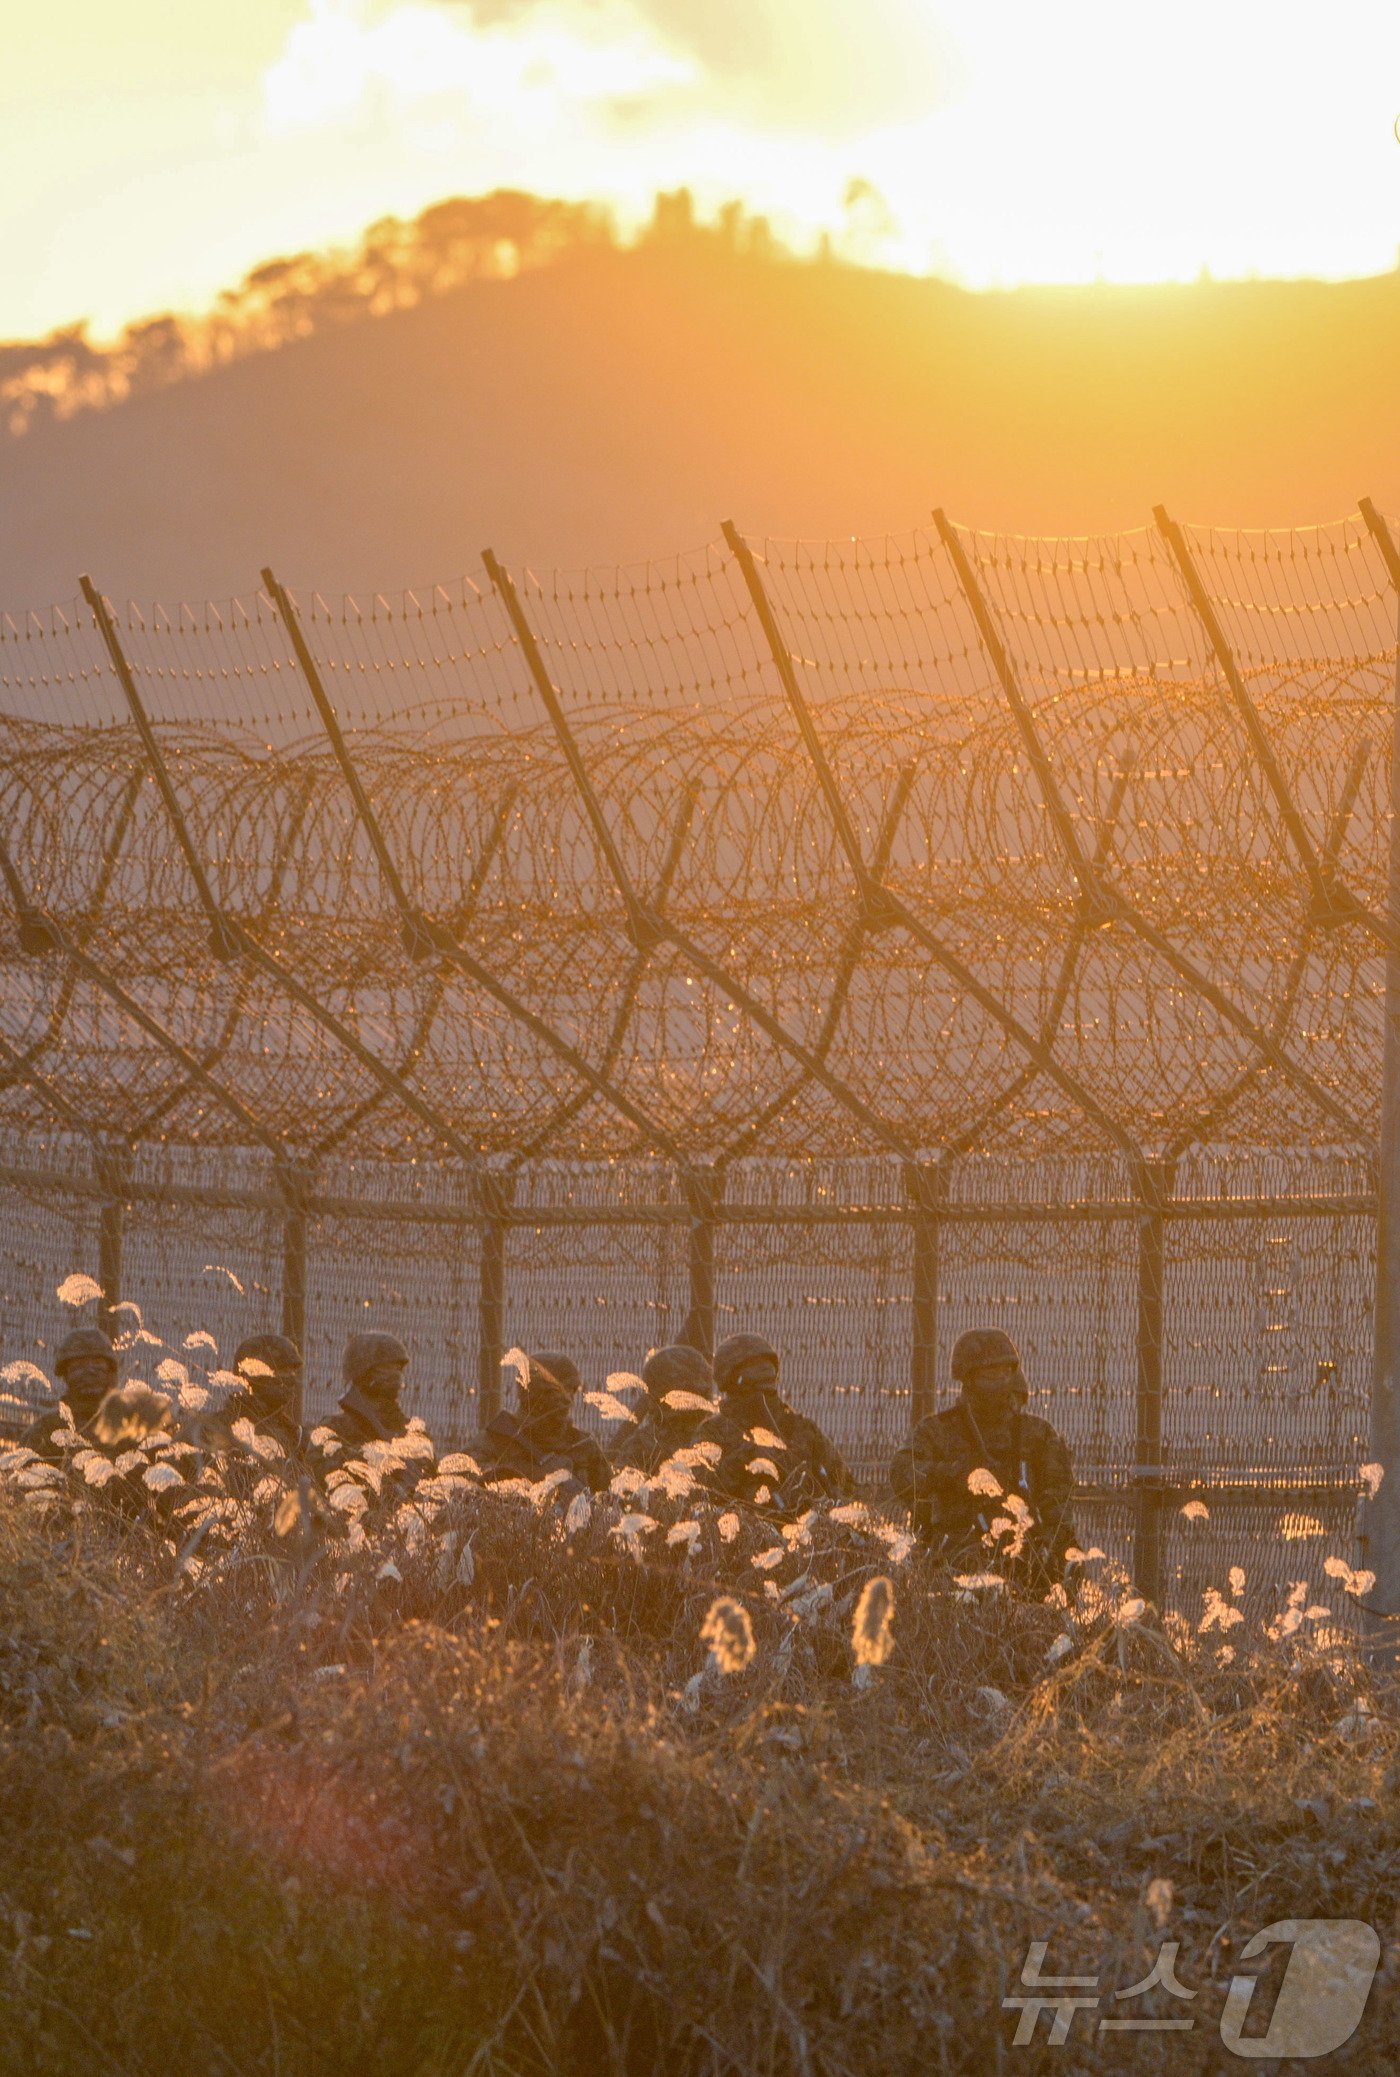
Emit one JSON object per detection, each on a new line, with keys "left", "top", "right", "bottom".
{"left": 0, "top": 187, "right": 780, "bottom": 439}
{"left": 1, "top": 1409, "right": 1398, "bottom": 2073}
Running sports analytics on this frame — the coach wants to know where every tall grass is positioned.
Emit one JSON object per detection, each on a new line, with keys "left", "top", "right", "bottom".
{"left": 1, "top": 1455, "right": 1396, "bottom": 2074}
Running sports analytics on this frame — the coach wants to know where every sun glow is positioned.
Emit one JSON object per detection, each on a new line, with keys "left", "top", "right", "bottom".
{"left": 2, "top": 1, "right": 1399, "bottom": 341}
{"left": 254, "top": 0, "right": 1400, "bottom": 291}
{"left": 884, "top": 0, "right": 1400, "bottom": 287}
{"left": 262, "top": 0, "right": 694, "bottom": 135}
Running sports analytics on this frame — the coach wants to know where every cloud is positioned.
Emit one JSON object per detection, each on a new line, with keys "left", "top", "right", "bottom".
{"left": 257, "top": 0, "right": 954, "bottom": 274}
{"left": 445, "top": 0, "right": 958, "bottom": 131}
{"left": 256, "top": 0, "right": 1400, "bottom": 298}
{"left": 264, "top": 0, "right": 695, "bottom": 134}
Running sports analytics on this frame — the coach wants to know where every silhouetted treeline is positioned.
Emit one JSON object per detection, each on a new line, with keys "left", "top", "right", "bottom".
{"left": 0, "top": 187, "right": 780, "bottom": 439}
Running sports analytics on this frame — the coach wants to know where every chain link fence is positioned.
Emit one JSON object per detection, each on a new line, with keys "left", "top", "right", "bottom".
{"left": 3, "top": 505, "right": 1399, "bottom": 1615}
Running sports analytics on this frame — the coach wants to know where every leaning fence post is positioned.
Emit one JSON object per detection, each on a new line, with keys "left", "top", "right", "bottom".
{"left": 906, "top": 1159, "right": 947, "bottom": 1432}
{"left": 1132, "top": 1158, "right": 1174, "bottom": 1607}
{"left": 681, "top": 1165, "right": 721, "bottom": 1358}
{"left": 80, "top": 577, "right": 241, "bottom": 962}
{"left": 95, "top": 1142, "right": 131, "bottom": 1339}
{"left": 476, "top": 1169, "right": 515, "bottom": 1427}
{"left": 1152, "top": 508, "right": 1350, "bottom": 931}
{"left": 1357, "top": 498, "right": 1400, "bottom": 1642}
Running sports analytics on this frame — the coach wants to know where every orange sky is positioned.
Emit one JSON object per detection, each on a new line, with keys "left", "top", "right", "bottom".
{"left": 5, "top": 1, "right": 1400, "bottom": 342}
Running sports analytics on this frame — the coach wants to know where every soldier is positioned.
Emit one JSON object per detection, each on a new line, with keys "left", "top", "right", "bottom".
{"left": 305, "top": 1330, "right": 433, "bottom": 1501}
{"left": 468, "top": 1351, "right": 611, "bottom": 1492}
{"left": 889, "top": 1327, "right": 1076, "bottom": 1591}
{"left": 18, "top": 1325, "right": 119, "bottom": 1461}
{"left": 704, "top": 1331, "right": 853, "bottom": 1512}
{"left": 612, "top": 1344, "right": 716, "bottom": 1475}
{"left": 219, "top": 1332, "right": 304, "bottom": 1455}
{"left": 314, "top": 1332, "right": 419, "bottom": 1450}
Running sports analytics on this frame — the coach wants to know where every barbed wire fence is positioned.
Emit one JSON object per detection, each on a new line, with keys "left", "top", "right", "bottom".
{"left": 2, "top": 502, "right": 1399, "bottom": 1621}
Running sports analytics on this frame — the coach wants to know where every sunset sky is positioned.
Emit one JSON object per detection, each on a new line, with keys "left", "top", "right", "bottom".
{"left": 5, "top": 0, "right": 1400, "bottom": 341}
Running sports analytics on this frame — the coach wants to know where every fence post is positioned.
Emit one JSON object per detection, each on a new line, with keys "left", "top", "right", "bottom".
{"left": 80, "top": 577, "right": 241, "bottom": 962}
{"left": 263, "top": 564, "right": 680, "bottom": 1158}
{"left": 1152, "top": 508, "right": 1353, "bottom": 931}
{"left": 476, "top": 1170, "right": 514, "bottom": 1427}
{"left": 95, "top": 1143, "right": 131, "bottom": 1339}
{"left": 1358, "top": 501, "right": 1400, "bottom": 1641}
{"left": 681, "top": 1165, "right": 721, "bottom": 1358}
{"left": 906, "top": 1159, "right": 947, "bottom": 1431}
{"left": 277, "top": 1163, "right": 313, "bottom": 1426}
{"left": 1132, "top": 1158, "right": 1174, "bottom": 1607}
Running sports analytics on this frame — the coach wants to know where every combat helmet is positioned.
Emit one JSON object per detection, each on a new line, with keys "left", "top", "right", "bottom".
{"left": 641, "top": 1344, "right": 714, "bottom": 1400}
{"left": 712, "top": 1331, "right": 780, "bottom": 1394}
{"left": 950, "top": 1327, "right": 1022, "bottom": 1384}
{"left": 524, "top": 1351, "right": 583, "bottom": 1401}
{"left": 342, "top": 1331, "right": 409, "bottom": 1387}
{"left": 53, "top": 1325, "right": 118, "bottom": 1382}
{"left": 234, "top": 1331, "right": 302, "bottom": 1379}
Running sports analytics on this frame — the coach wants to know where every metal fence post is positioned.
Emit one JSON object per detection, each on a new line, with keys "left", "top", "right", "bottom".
{"left": 906, "top": 1159, "right": 947, "bottom": 1431}
{"left": 482, "top": 542, "right": 905, "bottom": 1159}
{"left": 476, "top": 1170, "right": 514, "bottom": 1427}
{"left": 263, "top": 563, "right": 679, "bottom": 1158}
{"left": 86, "top": 571, "right": 485, "bottom": 1167}
{"left": 80, "top": 577, "right": 241, "bottom": 963}
{"left": 723, "top": 515, "right": 1143, "bottom": 1166}
{"left": 277, "top": 1164, "right": 313, "bottom": 1416}
{"left": 682, "top": 1165, "right": 721, "bottom": 1358}
{"left": 1132, "top": 1158, "right": 1174, "bottom": 1606}
{"left": 1153, "top": 509, "right": 1357, "bottom": 935}
{"left": 95, "top": 1143, "right": 132, "bottom": 1338}
{"left": 1358, "top": 500, "right": 1400, "bottom": 1640}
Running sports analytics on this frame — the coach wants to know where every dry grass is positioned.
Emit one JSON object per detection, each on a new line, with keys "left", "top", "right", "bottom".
{"left": 0, "top": 1473, "right": 1397, "bottom": 2074}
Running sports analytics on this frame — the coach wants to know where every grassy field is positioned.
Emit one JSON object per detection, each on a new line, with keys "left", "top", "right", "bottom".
{"left": 0, "top": 1454, "right": 1396, "bottom": 2075}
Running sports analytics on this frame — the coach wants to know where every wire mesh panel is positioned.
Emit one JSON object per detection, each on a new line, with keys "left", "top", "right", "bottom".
{"left": 302, "top": 1209, "right": 479, "bottom": 1439}
{"left": 714, "top": 1159, "right": 912, "bottom": 1480}
{"left": 119, "top": 1151, "right": 283, "bottom": 1367}
{"left": 0, "top": 1130, "right": 100, "bottom": 1427}
{"left": 1154, "top": 1212, "right": 1362, "bottom": 1487}
{"left": 299, "top": 1153, "right": 481, "bottom": 1437}
{"left": 1164, "top": 1151, "right": 1374, "bottom": 1482}
{"left": 504, "top": 1163, "right": 690, "bottom": 1445}
{"left": 939, "top": 1158, "right": 1141, "bottom": 1481}
{"left": 3, "top": 511, "right": 1400, "bottom": 1611}
{"left": 1069, "top": 1493, "right": 1136, "bottom": 1581}
{"left": 1162, "top": 1489, "right": 1362, "bottom": 1633}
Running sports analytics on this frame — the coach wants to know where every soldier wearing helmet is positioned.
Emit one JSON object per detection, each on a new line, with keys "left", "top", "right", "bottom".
{"left": 889, "top": 1327, "right": 1076, "bottom": 1590}
{"left": 18, "top": 1325, "right": 120, "bottom": 1462}
{"left": 219, "top": 1332, "right": 305, "bottom": 1455}
{"left": 304, "top": 1330, "right": 435, "bottom": 1496}
{"left": 467, "top": 1352, "right": 610, "bottom": 1492}
{"left": 704, "top": 1331, "right": 853, "bottom": 1513}
{"left": 317, "top": 1333, "right": 418, "bottom": 1448}
{"left": 611, "top": 1344, "right": 717, "bottom": 1477}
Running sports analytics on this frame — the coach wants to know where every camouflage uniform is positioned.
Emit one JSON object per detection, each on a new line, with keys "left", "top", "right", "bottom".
{"left": 306, "top": 1333, "right": 434, "bottom": 1499}
{"left": 703, "top": 1332, "right": 853, "bottom": 1512}
{"left": 467, "top": 1351, "right": 610, "bottom": 1493}
{"left": 217, "top": 1331, "right": 304, "bottom": 1457}
{"left": 611, "top": 1344, "right": 717, "bottom": 1476}
{"left": 23, "top": 1353, "right": 182, "bottom": 1520}
{"left": 18, "top": 1326, "right": 119, "bottom": 1463}
{"left": 889, "top": 1327, "right": 1076, "bottom": 1588}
